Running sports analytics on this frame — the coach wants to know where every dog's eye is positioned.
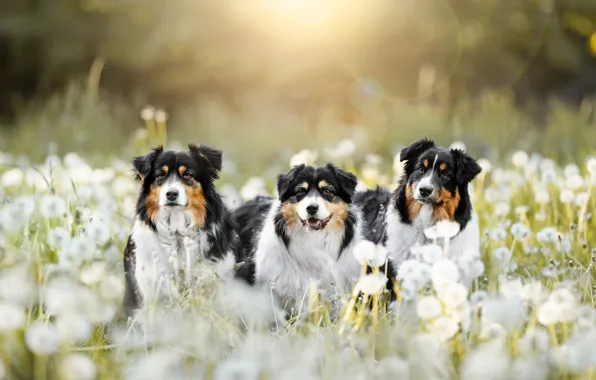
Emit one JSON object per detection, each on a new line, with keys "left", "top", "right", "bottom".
{"left": 442, "top": 172, "right": 451, "bottom": 179}
{"left": 322, "top": 188, "right": 333, "bottom": 196}
{"left": 182, "top": 172, "right": 192, "bottom": 180}
{"left": 418, "top": 167, "right": 425, "bottom": 173}
{"left": 156, "top": 172, "right": 165, "bottom": 180}
{"left": 296, "top": 188, "right": 306, "bottom": 196}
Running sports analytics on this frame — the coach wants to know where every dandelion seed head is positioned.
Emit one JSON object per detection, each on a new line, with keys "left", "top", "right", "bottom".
{"left": 0, "top": 302, "right": 26, "bottom": 332}
{"left": 58, "top": 354, "right": 97, "bottom": 380}
{"left": 431, "top": 259, "right": 460, "bottom": 291}
{"left": 240, "top": 177, "right": 268, "bottom": 201}
{"left": 55, "top": 313, "right": 93, "bottom": 344}
{"left": 25, "top": 321, "right": 59, "bottom": 355}
{"left": 416, "top": 296, "right": 442, "bottom": 320}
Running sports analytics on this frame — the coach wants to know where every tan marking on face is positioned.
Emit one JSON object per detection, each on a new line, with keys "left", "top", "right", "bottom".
{"left": 146, "top": 184, "right": 161, "bottom": 222}
{"left": 178, "top": 165, "right": 187, "bottom": 177}
{"left": 135, "top": 170, "right": 143, "bottom": 181}
{"left": 161, "top": 166, "right": 169, "bottom": 175}
{"left": 318, "top": 180, "right": 328, "bottom": 189}
{"left": 405, "top": 184, "right": 422, "bottom": 222}
{"left": 299, "top": 182, "right": 309, "bottom": 190}
{"left": 325, "top": 200, "right": 349, "bottom": 232}
{"left": 281, "top": 203, "right": 297, "bottom": 229}
{"left": 182, "top": 181, "right": 207, "bottom": 227}
{"left": 423, "top": 160, "right": 428, "bottom": 168}
{"left": 439, "top": 163, "right": 447, "bottom": 171}
{"left": 432, "top": 188, "right": 460, "bottom": 222}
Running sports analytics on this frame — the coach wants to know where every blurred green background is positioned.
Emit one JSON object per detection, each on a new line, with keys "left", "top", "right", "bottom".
{"left": 1, "top": 0, "right": 596, "bottom": 175}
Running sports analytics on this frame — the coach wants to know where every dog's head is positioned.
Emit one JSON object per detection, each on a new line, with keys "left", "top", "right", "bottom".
{"left": 399, "top": 138, "right": 481, "bottom": 217}
{"left": 132, "top": 144, "right": 222, "bottom": 226}
{"left": 276, "top": 163, "right": 357, "bottom": 232}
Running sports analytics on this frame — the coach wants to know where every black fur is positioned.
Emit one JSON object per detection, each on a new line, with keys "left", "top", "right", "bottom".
{"left": 122, "top": 144, "right": 237, "bottom": 315}
{"left": 232, "top": 195, "right": 275, "bottom": 284}
{"left": 353, "top": 187, "right": 391, "bottom": 245}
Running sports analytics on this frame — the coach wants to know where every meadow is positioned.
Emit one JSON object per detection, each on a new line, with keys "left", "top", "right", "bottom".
{"left": 1, "top": 95, "right": 596, "bottom": 380}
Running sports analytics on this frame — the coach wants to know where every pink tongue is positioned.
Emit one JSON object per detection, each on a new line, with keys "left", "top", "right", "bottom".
{"left": 307, "top": 218, "right": 322, "bottom": 229}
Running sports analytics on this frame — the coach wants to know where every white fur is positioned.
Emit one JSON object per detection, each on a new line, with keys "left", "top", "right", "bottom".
{"left": 296, "top": 195, "right": 331, "bottom": 221}
{"left": 253, "top": 200, "right": 362, "bottom": 314}
{"left": 131, "top": 208, "right": 234, "bottom": 308}
{"left": 385, "top": 201, "right": 479, "bottom": 267}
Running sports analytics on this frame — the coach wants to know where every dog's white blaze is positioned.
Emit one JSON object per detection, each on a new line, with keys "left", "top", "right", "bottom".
{"left": 131, "top": 207, "right": 233, "bottom": 308}
{"left": 159, "top": 180, "right": 188, "bottom": 206}
{"left": 296, "top": 195, "right": 331, "bottom": 220}
{"left": 415, "top": 153, "right": 439, "bottom": 198}
{"left": 254, "top": 200, "right": 362, "bottom": 316}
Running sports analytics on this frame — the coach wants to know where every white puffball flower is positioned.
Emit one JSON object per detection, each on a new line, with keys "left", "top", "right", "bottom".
{"left": 437, "top": 282, "right": 468, "bottom": 310}
{"left": 355, "top": 273, "right": 388, "bottom": 295}
{"left": 25, "top": 322, "right": 59, "bottom": 355}
{"left": 492, "top": 247, "right": 512, "bottom": 268}
{"left": 84, "top": 218, "right": 111, "bottom": 245}
{"left": 586, "top": 156, "right": 596, "bottom": 176}
{"left": 520, "top": 281, "right": 545, "bottom": 306}
{"left": 536, "top": 227, "right": 559, "bottom": 244}
{"left": 290, "top": 149, "right": 318, "bottom": 167}
{"left": 410, "top": 243, "right": 444, "bottom": 264}
{"left": 574, "top": 192, "right": 589, "bottom": 207}
{"left": 353, "top": 240, "right": 388, "bottom": 267}
{"left": 449, "top": 141, "right": 467, "bottom": 152}
{"left": 55, "top": 313, "right": 93, "bottom": 344}
{"left": 79, "top": 262, "right": 108, "bottom": 285}
{"left": 99, "top": 274, "right": 125, "bottom": 301}
{"left": 477, "top": 158, "right": 492, "bottom": 173}
{"left": 512, "top": 151, "right": 529, "bottom": 168}
{"left": 560, "top": 189, "right": 575, "bottom": 204}
{"left": 494, "top": 202, "right": 510, "bottom": 217}
{"left": 39, "top": 195, "right": 67, "bottom": 219}
{"left": 0, "top": 302, "right": 26, "bottom": 332}
{"left": 534, "top": 188, "right": 550, "bottom": 204}
{"left": 326, "top": 139, "right": 356, "bottom": 159}
{"left": 499, "top": 278, "right": 523, "bottom": 299}
{"left": 429, "top": 316, "right": 460, "bottom": 342}
{"left": 537, "top": 301, "right": 560, "bottom": 326}
{"left": 566, "top": 175, "right": 585, "bottom": 190}
{"left": 435, "top": 220, "right": 461, "bottom": 239}
{"left": 431, "top": 259, "right": 460, "bottom": 291}
{"left": 155, "top": 109, "right": 168, "bottom": 123}
{"left": 564, "top": 163, "right": 580, "bottom": 179}
{"left": 140, "top": 106, "right": 155, "bottom": 120}
{"left": 47, "top": 227, "right": 72, "bottom": 251}
{"left": 240, "top": 177, "right": 267, "bottom": 201}
{"left": 397, "top": 259, "right": 422, "bottom": 282}
{"left": 58, "top": 354, "right": 97, "bottom": 380}
{"left": 510, "top": 223, "right": 531, "bottom": 241}
{"left": 417, "top": 296, "right": 442, "bottom": 320}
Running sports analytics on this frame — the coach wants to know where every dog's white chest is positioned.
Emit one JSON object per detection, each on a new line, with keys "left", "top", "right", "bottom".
{"left": 131, "top": 210, "right": 212, "bottom": 304}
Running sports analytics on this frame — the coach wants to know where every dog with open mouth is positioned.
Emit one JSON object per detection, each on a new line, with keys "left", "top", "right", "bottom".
{"left": 233, "top": 163, "right": 384, "bottom": 316}
{"left": 355, "top": 138, "right": 482, "bottom": 271}
{"left": 122, "top": 144, "right": 236, "bottom": 317}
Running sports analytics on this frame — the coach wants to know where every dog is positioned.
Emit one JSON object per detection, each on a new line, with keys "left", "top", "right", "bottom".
{"left": 355, "top": 138, "right": 482, "bottom": 270}
{"left": 233, "top": 163, "right": 384, "bottom": 316}
{"left": 122, "top": 144, "right": 236, "bottom": 316}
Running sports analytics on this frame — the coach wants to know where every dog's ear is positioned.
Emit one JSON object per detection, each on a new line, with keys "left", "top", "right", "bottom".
{"left": 189, "top": 144, "right": 223, "bottom": 180}
{"left": 132, "top": 146, "right": 163, "bottom": 181}
{"left": 400, "top": 138, "right": 436, "bottom": 163}
{"left": 399, "top": 138, "right": 436, "bottom": 174}
{"left": 451, "top": 149, "right": 482, "bottom": 184}
{"left": 276, "top": 164, "right": 304, "bottom": 201}
{"left": 326, "top": 163, "right": 357, "bottom": 202}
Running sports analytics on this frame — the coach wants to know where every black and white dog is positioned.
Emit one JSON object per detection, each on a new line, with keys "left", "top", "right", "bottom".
{"left": 123, "top": 144, "right": 236, "bottom": 316}
{"left": 355, "top": 138, "right": 482, "bottom": 269}
{"left": 233, "top": 163, "right": 377, "bottom": 314}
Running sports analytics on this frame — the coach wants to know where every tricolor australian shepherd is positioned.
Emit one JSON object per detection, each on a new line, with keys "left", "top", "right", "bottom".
{"left": 233, "top": 163, "right": 382, "bottom": 315}
{"left": 123, "top": 144, "right": 236, "bottom": 316}
{"left": 355, "top": 138, "right": 482, "bottom": 270}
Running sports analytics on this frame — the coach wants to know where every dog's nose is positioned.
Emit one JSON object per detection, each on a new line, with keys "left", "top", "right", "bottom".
{"left": 166, "top": 190, "right": 179, "bottom": 201}
{"left": 306, "top": 204, "right": 319, "bottom": 215}
{"left": 418, "top": 186, "right": 433, "bottom": 197}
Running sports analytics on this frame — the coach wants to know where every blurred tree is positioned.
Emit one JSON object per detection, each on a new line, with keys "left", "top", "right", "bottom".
{"left": 0, "top": 0, "right": 595, "bottom": 126}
